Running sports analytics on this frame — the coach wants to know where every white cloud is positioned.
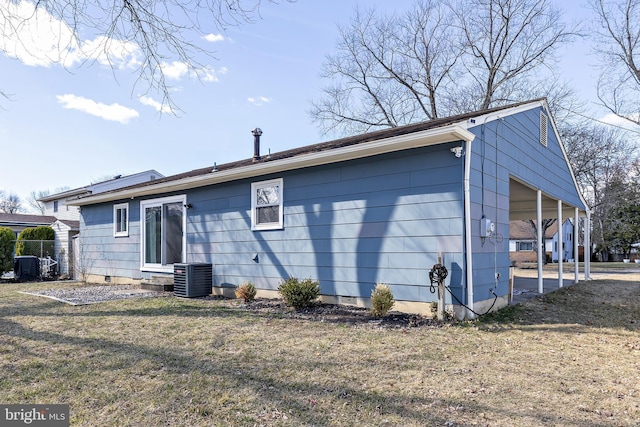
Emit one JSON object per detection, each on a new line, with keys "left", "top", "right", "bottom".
{"left": 70, "top": 36, "right": 141, "bottom": 69}
{"left": 160, "top": 61, "right": 228, "bottom": 82}
{"left": 599, "top": 112, "right": 640, "bottom": 129}
{"left": 247, "top": 96, "right": 272, "bottom": 106}
{"left": 203, "top": 33, "right": 225, "bottom": 43}
{"left": 139, "top": 95, "right": 173, "bottom": 113}
{"left": 196, "top": 66, "right": 228, "bottom": 82}
{"left": 56, "top": 94, "right": 139, "bottom": 124}
{"left": 600, "top": 113, "right": 626, "bottom": 126}
{"left": 0, "top": 0, "right": 77, "bottom": 66}
{"left": 0, "top": 0, "right": 142, "bottom": 69}
{"left": 161, "top": 61, "right": 190, "bottom": 80}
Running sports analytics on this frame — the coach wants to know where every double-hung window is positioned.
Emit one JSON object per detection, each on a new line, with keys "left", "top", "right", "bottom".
{"left": 140, "top": 195, "right": 186, "bottom": 272}
{"left": 517, "top": 241, "right": 533, "bottom": 251}
{"left": 251, "top": 178, "right": 284, "bottom": 230}
{"left": 114, "top": 203, "right": 129, "bottom": 237}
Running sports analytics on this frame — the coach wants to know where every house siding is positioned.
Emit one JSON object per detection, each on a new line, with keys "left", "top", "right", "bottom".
{"left": 44, "top": 200, "right": 80, "bottom": 221}
{"left": 79, "top": 203, "right": 142, "bottom": 279}
{"left": 80, "top": 144, "right": 465, "bottom": 303}
{"left": 465, "top": 106, "right": 582, "bottom": 305}
{"left": 191, "top": 144, "right": 465, "bottom": 303}
{"left": 51, "top": 221, "right": 79, "bottom": 275}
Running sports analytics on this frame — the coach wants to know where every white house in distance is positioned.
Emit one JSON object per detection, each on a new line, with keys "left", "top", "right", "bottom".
{"left": 38, "top": 170, "right": 164, "bottom": 221}
{"left": 36, "top": 170, "right": 163, "bottom": 276}
{"left": 552, "top": 219, "right": 576, "bottom": 263}
{"left": 509, "top": 218, "right": 581, "bottom": 265}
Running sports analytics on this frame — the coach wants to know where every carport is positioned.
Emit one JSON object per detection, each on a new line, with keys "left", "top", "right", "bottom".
{"left": 509, "top": 178, "right": 591, "bottom": 295}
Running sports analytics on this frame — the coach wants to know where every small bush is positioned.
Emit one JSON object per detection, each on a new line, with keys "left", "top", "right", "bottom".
{"left": 278, "top": 277, "right": 320, "bottom": 310}
{"left": 371, "top": 283, "right": 394, "bottom": 317}
{"left": 0, "top": 226, "right": 14, "bottom": 274}
{"left": 235, "top": 281, "right": 257, "bottom": 303}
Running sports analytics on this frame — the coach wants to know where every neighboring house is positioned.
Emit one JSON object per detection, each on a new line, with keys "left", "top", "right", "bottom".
{"left": 51, "top": 219, "right": 80, "bottom": 276}
{"left": 552, "top": 219, "right": 575, "bottom": 263}
{"left": 509, "top": 220, "right": 556, "bottom": 264}
{"left": 69, "top": 99, "right": 589, "bottom": 319}
{"left": 35, "top": 170, "right": 164, "bottom": 276}
{"left": 0, "top": 213, "right": 57, "bottom": 238}
{"left": 38, "top": 170, "right": 164, "bottom": 221}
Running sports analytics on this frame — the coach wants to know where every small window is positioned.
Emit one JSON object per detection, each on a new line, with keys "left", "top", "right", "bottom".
{"left": 114, "top": 203, "right": 129, "bottom": 237}
{"left": 517, "top": 241, "right": 533, "bottom": 251}
{"left": 53, "top": 201, "right": 58, "bottom": 213}
{"left": 540, "top": 112, "right": 548, "bottom": 147}
{"left": 251, "top": 178, "right": 284, "bottom": 230}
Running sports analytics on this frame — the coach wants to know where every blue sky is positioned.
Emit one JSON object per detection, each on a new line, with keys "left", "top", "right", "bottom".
{"left": 0, "top": 0, "right": 624, "bottom": 210}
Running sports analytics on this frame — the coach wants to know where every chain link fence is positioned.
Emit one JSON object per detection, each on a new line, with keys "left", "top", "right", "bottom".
{"left": 13, "top": 240, "right": 56, "bottom": 258}
{"left": 1, "top": 240, "right": 57, "bottom": 281}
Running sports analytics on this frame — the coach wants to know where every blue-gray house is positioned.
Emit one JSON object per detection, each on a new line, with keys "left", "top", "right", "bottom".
{"left": 69, "top": 99, "right": 589, "bottom": 319}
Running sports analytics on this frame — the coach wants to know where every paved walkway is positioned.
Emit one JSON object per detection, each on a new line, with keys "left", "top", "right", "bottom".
{"left": 510, "top": 267, "right": 640, "bottom": 304}
{"left": 511, "top": 275, "right": 577, "bottom": 304}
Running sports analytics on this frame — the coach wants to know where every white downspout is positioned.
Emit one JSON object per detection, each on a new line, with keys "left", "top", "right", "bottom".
{"left": 464, "top": 139, "right": 475, "bottom": 319}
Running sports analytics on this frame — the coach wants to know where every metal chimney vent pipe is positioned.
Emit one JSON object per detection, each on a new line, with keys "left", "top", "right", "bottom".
{"left": 252, "top": 128, "right": 263, "bottom": 161}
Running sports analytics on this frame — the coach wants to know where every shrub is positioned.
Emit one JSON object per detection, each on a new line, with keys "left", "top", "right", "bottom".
{"left": 371, "top": 283, "right": 394, "bottom": 317}
{"left": 278, "top": 277, "right": 320, "bottom": 310}
{"left": 0, "top": 226, "right": 15, "bottom": 274}
{"left": 235, "top": 281, "right": 257, "bottom": 303}
{"left": 15, "top": 226, "right": 55, "bottom": 257}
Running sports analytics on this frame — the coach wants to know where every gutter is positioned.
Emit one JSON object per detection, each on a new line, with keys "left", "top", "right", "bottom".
{"left": 70, "top": 124, "right": 476, "bottom": 206}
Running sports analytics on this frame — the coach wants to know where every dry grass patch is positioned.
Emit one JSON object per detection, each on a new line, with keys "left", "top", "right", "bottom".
{"left": 0, "top": 279, "right": 638, "bottom": 426}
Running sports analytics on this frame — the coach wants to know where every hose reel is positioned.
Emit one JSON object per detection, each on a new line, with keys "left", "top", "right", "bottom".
{"left": 429, "top": 263, "right": 448, "bottom": 320}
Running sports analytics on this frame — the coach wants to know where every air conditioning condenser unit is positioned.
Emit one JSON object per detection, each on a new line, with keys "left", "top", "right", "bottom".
{"left": 173, "top": 263, "right": 212, "bottom": 298}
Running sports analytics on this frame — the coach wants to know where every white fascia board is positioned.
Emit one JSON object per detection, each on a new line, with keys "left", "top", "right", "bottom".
{"left": 71, "top": 124, "right": 475, "bottom": 206}
{"left": 38, "top": 188, "right": 89, "bottom": 202}
{"left": 460, "top": 100, "right": 544, "bottom": 129}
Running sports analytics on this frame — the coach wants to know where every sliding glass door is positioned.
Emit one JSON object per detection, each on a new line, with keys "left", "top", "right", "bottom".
{"left": 141, "top": 195, "right": 186, "bottom": 271}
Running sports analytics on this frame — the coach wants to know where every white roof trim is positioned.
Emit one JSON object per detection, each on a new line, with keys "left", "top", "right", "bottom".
{"left": 463, "top": 99, "right": 589, "bottom": 214}
{"left": 70, "top": 124, "right": 475, "bottom": 206}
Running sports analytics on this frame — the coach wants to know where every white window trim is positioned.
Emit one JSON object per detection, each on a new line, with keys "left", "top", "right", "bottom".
{"left": 113, "top": 203, "right": 129, "bottom": 237}
{"left": 251, "top": 178, "right": 284, "bottom": 231}
{"left": 140, "top": 194, "right": 187, "bottom": 273}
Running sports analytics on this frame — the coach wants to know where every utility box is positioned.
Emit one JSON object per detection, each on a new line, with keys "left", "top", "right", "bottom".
{"left": 481, "top": 218, "right": 494, "bottom": 238}
{"left": 173, "top": 263, "right": 212, "bottom": 298}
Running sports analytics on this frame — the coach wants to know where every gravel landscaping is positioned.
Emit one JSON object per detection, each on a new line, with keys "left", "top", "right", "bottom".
{"left": 22, "top": 284, "right": 170, "bottom": 305}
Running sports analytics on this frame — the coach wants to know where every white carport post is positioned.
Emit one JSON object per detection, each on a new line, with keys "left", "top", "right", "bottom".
{"left": 585, "top": 211, "right": 591, "bottom": 280}
{"left": 537, "top": 190, "right": 544, "bottom": 294}
{"left": 558, "top": 200, "right": 563, "bottom": 288}
{"left": 574, "top": 207, "right": 579, "bottom": 284}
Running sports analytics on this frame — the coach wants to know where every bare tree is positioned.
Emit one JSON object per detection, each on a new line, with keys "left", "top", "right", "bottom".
{"left": 1, "top": 0, "right": 290, "bottom": 110}
{"left": 0, "top": 191, "right": 22, "bottom": 213}
{"left": 311, "top": 0, "right": 578, "bottom": 135}
{"left": 310, "top": 2, "right": 459, "bottom": 135}
{"left": 562, "top": 122, "right": 637, "bottom": 259}
{"left": 591, "top": 0, "right": 640, "bottom": 125}
{"left": 26, "top": 190, "right": 50, "bottom": 215}
{"left": 452, "top": 0, "right": 576, "bottom": 111}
